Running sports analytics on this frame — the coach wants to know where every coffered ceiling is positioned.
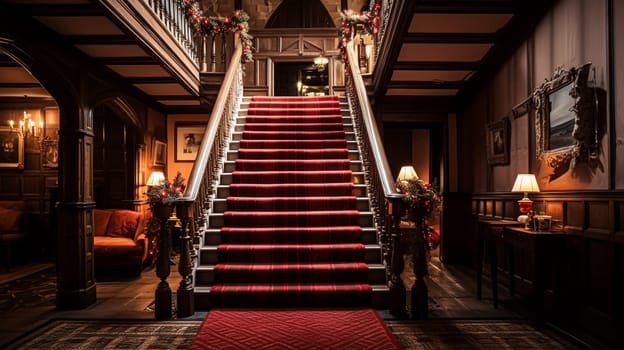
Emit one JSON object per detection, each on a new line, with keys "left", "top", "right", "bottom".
{"left": 0, "top": 0, "right": 555, "bottom": 112}
{"left": 375, "top": 0, "right": 555, "bottom": 108}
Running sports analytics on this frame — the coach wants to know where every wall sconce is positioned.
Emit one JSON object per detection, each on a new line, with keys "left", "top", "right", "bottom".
{"left": 511, "top": 174, "right": 540, "bottom": 223}
{"left": 396, "top": 165, "right": 419, "bottom": 184}
{"left": 146, "top": 171, "right": 166, "bottom": 187}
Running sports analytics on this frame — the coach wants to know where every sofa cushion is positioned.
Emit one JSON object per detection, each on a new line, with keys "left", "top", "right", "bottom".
{"left": 107, "top": 210, "right": 142, "bottom": 238}
{"left": 93, "top": 236, "right": 143, "bottom": 258}
{"left": 93, "top": 209, "right": 113, "bottom": 236}
{"left": 0, "top": 207, "right": 22, "bottom": 233}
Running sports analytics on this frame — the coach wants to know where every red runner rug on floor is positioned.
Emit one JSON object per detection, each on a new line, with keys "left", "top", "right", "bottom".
{"left": 189, "top": 308, "right": 400, "bottom": 350}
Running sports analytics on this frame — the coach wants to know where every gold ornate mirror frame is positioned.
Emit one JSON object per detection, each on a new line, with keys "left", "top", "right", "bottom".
{"left": 533, "top": 63, "right": 597, "bottom": 180}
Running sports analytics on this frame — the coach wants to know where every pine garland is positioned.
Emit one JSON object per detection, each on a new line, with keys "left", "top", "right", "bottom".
{"left": 338, "top": 0, "right": 381, "bottom": 55}
{"left": 182, "top": 0, "right": 254, "bottom": 63}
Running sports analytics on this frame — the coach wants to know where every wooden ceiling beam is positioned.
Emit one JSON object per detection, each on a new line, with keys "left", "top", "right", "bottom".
{"left": 404, "top": 33, "right": 495, "bottom": 44}
{"left": 95, "top": 57, "right": 157, "bottom": 65}
{"left": 127, "top": 77, "right": 178, "bottom": 84}
{"left": 394, "top": 61, "right": 478, "bottom": 71}
{"left": 387, "top": 80, "right": 465, "bottom": 89}
{"left": 64, "top": 35, "right": 134, "bottom": 45}
{"left": 7, "top": 4, "right": 104, "bottom": 16}
{"left": 372, "top": 0, "right": 417, "bottom": 103}
{"left": 413, "top": 1, "right": 520, "bottom": 14}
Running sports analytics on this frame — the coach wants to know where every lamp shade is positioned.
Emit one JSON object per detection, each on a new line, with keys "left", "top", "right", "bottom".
{"left": 146, "top": 171, "right": 165, "bottom": 186}
{"left": 396, "top": 166, "right": 419, "bottom": 183}
{"left": 511, "top": 174, "right": 540, "bottom": 194}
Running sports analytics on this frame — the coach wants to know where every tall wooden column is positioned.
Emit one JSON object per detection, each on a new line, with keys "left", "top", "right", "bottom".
{"left": 56, "top": 105, "right": 97, "bottom": 309}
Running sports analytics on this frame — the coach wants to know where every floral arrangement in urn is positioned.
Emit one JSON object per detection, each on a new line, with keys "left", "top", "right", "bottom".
{"left": 146, "top": 172, "right": 186, "bottom": 207}
{"left": 396, "top": 178, "right": 441, "bottom": 220}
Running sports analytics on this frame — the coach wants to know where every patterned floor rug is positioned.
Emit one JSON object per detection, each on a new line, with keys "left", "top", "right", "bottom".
{"left": 4, "top": 319, "right": 201, "bottom": 350}
{"left": 4, "top": 317, "right": 577, "bottom": 350}
{"left": 0, "top": 267, "right": 56, "bottom": 314}
{"left": 387, "top": 319, "right": 578, "bottom": 350}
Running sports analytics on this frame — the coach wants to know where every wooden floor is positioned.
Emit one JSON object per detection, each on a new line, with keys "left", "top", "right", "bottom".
{"left": 0, "top": 256, "right": 607, "bottom": 349}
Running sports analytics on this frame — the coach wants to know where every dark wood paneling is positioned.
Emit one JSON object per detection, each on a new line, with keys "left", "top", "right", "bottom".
{"left": 586, "top": 239, "right": 613, "bottom": 313}
{"left": 588, "top": 201, "right": 610, "bottom": 232}
{"left": 566, "top": 201, "right": 584, "bottom": 230}
{"left": 440, "top": 192, "right": 473, "bottom": 265}
{"left": 472, "top": 191, "right": 624, "bottom": 348}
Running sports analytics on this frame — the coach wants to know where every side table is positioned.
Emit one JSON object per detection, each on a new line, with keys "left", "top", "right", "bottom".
{"left": 476, "top": 219, "right": 523, "bottom": 308}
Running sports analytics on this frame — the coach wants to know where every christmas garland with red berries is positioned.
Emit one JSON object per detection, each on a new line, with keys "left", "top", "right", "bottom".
{"left": 338, "top": 0, "right": 381, "bottom": 57}
{"left": 182, "top": 0, "right": 253, "bottom": 63}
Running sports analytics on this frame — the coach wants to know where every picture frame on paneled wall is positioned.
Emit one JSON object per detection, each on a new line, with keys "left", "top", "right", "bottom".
{"left": 486, "top": 118, "right": 509, "bottom": 165}
{"left": 152, "top": 139, "right": 166, "bottom": 166}
{"left": 42, "top": 138, "right": 58, "bottom": 168}
{"left": 0, "top": 126, "right": 24, "bottom": 169}
{"left": 175, "top": 123, "right": 205, "bottom": 162}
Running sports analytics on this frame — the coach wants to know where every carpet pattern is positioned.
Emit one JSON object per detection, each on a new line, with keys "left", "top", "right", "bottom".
{"left": 0, "top": 267, "right": 56, "bottom": 314}
{"left": 388, "top": 319, "right": 576, "bottom": 350}
{"left": 5, "top": 320, "right": 199, "bottom": 350}
{"left": 5, "top": 317, "right": 578, "bottom": 350}
{"left": 211, "top": 95, "right": 372, "bottom": 307}
{"left": 189, "top": 308, "right": 400, "bottom": 350}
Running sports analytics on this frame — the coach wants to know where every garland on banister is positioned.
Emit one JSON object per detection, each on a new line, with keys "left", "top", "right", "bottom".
{"left": 182, "top": 0, "right": 253, "bottom": 63}
{"left": 338, "top": 0, "right": 381, "bottom": 57}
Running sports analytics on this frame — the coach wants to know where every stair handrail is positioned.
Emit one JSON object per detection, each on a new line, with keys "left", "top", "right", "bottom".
{"left": 164, "top": 34, "right": 242, "bottom": 318}
{"left": 345, "top": 40, "right": 399, "bottom": 200}
{"left": 344, "top": 39, "right": 408, "bottom": 316}
{"left": 183, "top": 36, "right": 241, "bottom": 202}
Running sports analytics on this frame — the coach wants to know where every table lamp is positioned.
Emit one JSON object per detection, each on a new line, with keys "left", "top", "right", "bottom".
{"left": 396, "top": 165, "right": 419, "bottom": 183}
{"left": 146, "top": 171, "right": 165, "bottom": 187}
{"left": 511, "top": 174, "right": 540, "bottom": 223}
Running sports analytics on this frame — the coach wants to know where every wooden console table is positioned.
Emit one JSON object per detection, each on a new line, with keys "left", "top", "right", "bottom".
{"left": 476, "top": 219, "right": 522, "bottom": 308}
{"left": 503, "top": 227, "right": 566, "bottom": 327}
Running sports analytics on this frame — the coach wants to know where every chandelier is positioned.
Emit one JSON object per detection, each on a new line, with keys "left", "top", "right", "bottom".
{"left": 313, "top": 55, "right": 329, "bottom": 71}
{"left": 8, "top": 95, "right": 43, "bottom": 139}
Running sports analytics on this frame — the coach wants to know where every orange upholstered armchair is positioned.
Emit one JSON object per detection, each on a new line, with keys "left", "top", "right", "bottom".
{"left": 93, "top": 209, "right": 147, "bottom": 275}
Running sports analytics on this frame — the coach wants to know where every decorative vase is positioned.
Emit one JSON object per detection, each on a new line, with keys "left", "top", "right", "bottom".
{"left": 152, "top": 203, "right": 173, "bottom": 219}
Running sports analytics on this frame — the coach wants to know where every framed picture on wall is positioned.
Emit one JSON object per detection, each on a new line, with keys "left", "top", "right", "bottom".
{"left": 486, "top": 118, "right": 509, "bottom": 165}
{"left": 153, "top": 139, "right": 166, "bottom": 166}
{"left": 175, "top": 123, "right": 205, "bottom": 162}
{"left": 0, "top": 126, "right": 24, "bottom": 169}
{"left": 42, "top": 138, "right": 59, "bottom": 168}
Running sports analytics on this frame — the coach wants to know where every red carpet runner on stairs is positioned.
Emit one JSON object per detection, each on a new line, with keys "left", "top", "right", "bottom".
{"left": 210, "top": 95, "right": 373, "bottom": 307}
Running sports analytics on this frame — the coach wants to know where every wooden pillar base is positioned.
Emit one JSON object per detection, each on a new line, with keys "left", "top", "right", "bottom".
{"left": 176, "top": 285, "right": 194, "bottom": 318}
{"left": 56, "top": 284, "right": 96, "bottom": 310}
{"left": 410, "top": 279, "right": 428, "bottom": 319}
{"left": 155, "top": 282, "right": 173, "bottom": 319}
{"left": 389, "top": 281, "right": 407, "bottom": 318}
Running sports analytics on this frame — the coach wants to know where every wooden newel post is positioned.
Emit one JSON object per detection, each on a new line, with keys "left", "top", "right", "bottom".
{"left": 411, "top": 214, "right": 429, "bottom": 319}
{"left": 388, "top": 198, "right": 406, "bottom": 317}
{"left": 175, "top": 200, "right": 195, "bottom": 317}
{"left": 153, "top": 203, "right": 174, "bottom": 319}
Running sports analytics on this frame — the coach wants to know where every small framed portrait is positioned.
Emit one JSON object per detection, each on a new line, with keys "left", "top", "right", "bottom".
{"left": 153, "top": 139, "right": 166, "bottom": 166}
{"left": 42, "top": 138, "right": 59, "bottom": 168}
{"left": 486, "top": 118, "right": 509, "bottom": 165}
{"left": 175, "top": 123, "right": 205, "bottom": 162}
{"left": 0, "top": 126, "right": 24, "bottom": 169}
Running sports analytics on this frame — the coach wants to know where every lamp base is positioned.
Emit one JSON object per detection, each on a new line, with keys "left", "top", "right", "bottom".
{"left": 517, "top": 214, "right": 529, "bottom": 224}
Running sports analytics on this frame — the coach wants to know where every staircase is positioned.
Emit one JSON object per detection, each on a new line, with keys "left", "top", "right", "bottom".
{"left": 194, "top": 95, "right": 388, "bottom": 308}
